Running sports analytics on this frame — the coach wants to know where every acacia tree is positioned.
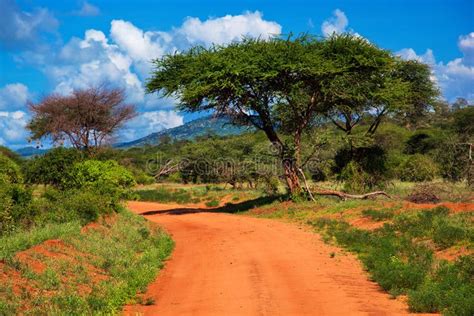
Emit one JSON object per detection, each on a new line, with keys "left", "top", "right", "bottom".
{"left": 28, "top": 86, "right": 136, "bottom": 153}
{"left": 148, "top": 36, "right": 327, "bottom": 193}
{"left": 146, "top": 34, "right": 426, "bottom": 195}
{"left": 323, "top": 48, "right": 438, "bottom": 135}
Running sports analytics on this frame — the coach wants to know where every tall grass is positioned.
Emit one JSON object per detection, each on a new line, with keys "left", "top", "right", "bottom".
{"left": 0, "top": 210, "right": 173, "bottom": 315}
{"left": 311, "top": 206, "right": 474, "bottom": 315}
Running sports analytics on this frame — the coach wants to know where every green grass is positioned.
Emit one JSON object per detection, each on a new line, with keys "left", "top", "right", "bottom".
{"left": 0, "top": 221, "right": 81, "bottom": 261}
{"left": 0, "top": 210, "right": 173, "bottom": 315}
{"left": 205, "top": 199, "right": 220, "bottom": 207}
{"left": 135, "top": 187, "right": 197, "bottom": 203}
{"left": 310, "top": 206, "right": 474, "bottom": 315}
{"left": 361, "top": 208, "right": 395, "bottom": 221}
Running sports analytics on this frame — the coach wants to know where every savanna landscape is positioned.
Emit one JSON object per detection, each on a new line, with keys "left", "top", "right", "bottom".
{"left": 1, "top": 1, "right": 473, "bottom": 315}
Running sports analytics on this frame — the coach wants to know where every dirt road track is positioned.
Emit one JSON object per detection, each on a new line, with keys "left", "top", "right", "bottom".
{"left": 124, "top": 201, "right": 416, "bottom": 316}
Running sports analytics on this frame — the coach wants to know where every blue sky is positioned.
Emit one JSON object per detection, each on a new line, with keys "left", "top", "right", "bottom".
{"left": 0, "top": 0, "right": 473, "bottom": 148}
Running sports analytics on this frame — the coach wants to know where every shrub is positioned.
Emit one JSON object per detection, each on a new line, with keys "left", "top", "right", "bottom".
{"left": 435, "top": 141, "right": 471, "bottom": 183}
{"left": 408, "top": 257, "right": 474, "bottom": 316}
{"left": 31, "top": 189, "right": 115, "bottom": 225}
{"left": 362, "top": 208, "right": 394, "bottom": 221}
{"left": 432, "top": 218, "right": 467, "bottom": 249}
{"left": 404, "top": 132, "right": 438, "bottom": 154}
{"left": 0, "top": 146, "right": 21, "bottom": 164}
{"left": 0, "top": 154, "right": 22, "bottom": 183}
{"left": 23, "top": 147, "right": 83, "bottom": 188}
{"left": 0, "top": 182, "right": 15, "bottom": 235}
{"left": 205, "top": 199, "right": 219, "bottom": 207}
{"left": 62, "top": 190, "right": 114, "bottom": 222}
{"left": 340, "top": 161, "right": 383, "bottom": 193}
{"left": 398, "top": 154, "right": 438, "bottom": 182}
{"left": 135, "top": 187, "right": 193, "bottom": 204}
{"left": 68, "top": 160, "right": 136, "bottom": 203}
{"left": 334, "top": 145, "right": 389, "bottom": 189}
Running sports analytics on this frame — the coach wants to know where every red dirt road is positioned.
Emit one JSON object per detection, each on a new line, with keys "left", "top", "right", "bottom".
{"left": 124, "top": 201, "right": 417, "bottom": 316}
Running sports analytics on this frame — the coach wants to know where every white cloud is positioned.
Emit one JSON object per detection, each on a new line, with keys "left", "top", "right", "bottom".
{"left": 110, "top": 20, "right": 166, "bottom": 62}
{"left": 177, "top": 11, "right": 281, "bottom": 45}
{"left": 0, "top": 0, "right": 58, "bottom": 50}
{"left": 40, "top": 11, "right": 281, "bottom": 104}
{"left": 74, "top": 1, "right": 100, "bottom": 17}
{"left": 0, "top": 83, "right": 30, "bottom": 110}
{"left": 119, "top": 111, "right": 183, "bottom": 141}
{"left": 0, "top": 110, "right": 30, "bottom": 146}
{"left": 321, "top": 9, "right": 348, "bottom": 37}
{"left": 321, "top": 9, "right": 349, "bottom": 36}
{"left": 396, "top": 33, "right": 474, "bottom": 102}
{"left": 5, "top": 11, "right": 282, "bottom": 147}
{"left": 458, "top": 32, "right": 474, "bottom": 66}
{"left": 320, "top": 9, "right": 363, "bottom": 39}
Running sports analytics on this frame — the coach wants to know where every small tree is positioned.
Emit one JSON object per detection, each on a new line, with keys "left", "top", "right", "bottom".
{"left": 27, "top": 85, "right": 136, "bottom": 153}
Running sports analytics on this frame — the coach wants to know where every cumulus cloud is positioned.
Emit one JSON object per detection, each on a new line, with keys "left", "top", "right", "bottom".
{"left": 74, "top": 1, "right": 100, "bottom": 17}
{"left": 3, "top": 11, "right": 281, "bottom": 147}
{"left": 37, "top": 11, "right": 281, "bottom": 106}
{"left": 321, "top": 9, "right": 349, "bottom": 36}
{"left": 0, "top": 83, "right": 30, "bottom": 110}
{"left": 396, "top": 32, "right": 474, "bottom": 102}
{"left": 0, "top": 0, "right": 58, "bottom": 50}
{"left": 0, "top": 111, "right": 30, "bottom": 147}
{"left": 176, "top": 11, "right": 281, "bottom": 45}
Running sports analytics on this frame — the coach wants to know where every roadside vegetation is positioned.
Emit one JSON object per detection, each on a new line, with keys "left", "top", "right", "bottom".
{"left": 0, "top": 147, "right": 173, "bottom": 315}
{"left": 312, "top": 207, "right": 473, "bottom": 316}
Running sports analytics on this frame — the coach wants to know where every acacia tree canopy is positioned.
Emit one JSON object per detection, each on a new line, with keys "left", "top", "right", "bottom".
{"left": 146, "top": 34, "right": 438, "bottom": 194}
{"left": 28, "top": 86, "right": 136, "bottom": 153}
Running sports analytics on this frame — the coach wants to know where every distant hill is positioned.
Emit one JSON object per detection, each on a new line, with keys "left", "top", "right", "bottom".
{"left": 15, "top": 146, "right": 49, "bottom": 158}
{"left": 115, "top": 116, "right": 253, "bottom": 148}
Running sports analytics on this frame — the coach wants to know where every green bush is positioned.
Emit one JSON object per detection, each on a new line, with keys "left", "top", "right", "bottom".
{"left": 340, "top": 161, "right": 383, "bottom": 193}
{"left": 435, "top": 140, "right": 471, "bottom": 183}
{"left": 404, "top": 132, "right": 439, "bottom": 155}
{"left": 408, "top": 257, "right": 474, "bottom": 316}
{"left": 398, "top": 154, "right": 439, "bottom": 182}
{"left": 361, "top": 208, "right": 395, "bottom": 221}
{"left": 432, "top": 218, "right": 468, "bottom": 249}
{"left": 135, "top": 187, "right": 193, "bottom": 204}
{"left": 61, "top": 190, "right": 114, "bottom": 223}
{"left": 0, "top": 154, "right": 22, "bottom": 183}
{"left": 0, "top": 182, "right": 15, "bottom": 235}
{"left": 68, "top": 160, "right": 136, "bottom": 203}
{"left": 30, "top": 188, "right": 117, "bottom": 225}
{"left": 205, "top": 199, "right": 219, "bottom": 207}
{"left": 335, "top": 145, "right": 389, "bottom": 192}
{"left": 23, "top": 147, "right": 83, "bottom": 188}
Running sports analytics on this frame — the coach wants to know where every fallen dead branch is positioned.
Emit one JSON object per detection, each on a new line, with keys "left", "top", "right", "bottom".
{"left": 311, "top": 188, "right": 391, "bottom": 200}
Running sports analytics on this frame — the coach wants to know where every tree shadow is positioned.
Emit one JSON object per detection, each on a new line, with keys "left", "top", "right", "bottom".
{"left": 138, "top": 195, "right": 282, "bottom": 216}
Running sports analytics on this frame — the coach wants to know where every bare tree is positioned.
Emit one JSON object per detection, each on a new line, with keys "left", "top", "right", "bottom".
{"left": 27, "top": 85, "right": 136, "bottom": 152}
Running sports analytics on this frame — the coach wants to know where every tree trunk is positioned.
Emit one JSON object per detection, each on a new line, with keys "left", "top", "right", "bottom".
{"left": 282, "top": 158, "right": 302, "bottom": 195}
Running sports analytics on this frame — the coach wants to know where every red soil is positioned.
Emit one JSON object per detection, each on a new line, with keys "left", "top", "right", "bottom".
{"left": 436, "top": 246, "right": 472, "bottom": 262}
{"left": 124, "top": 201, "right": 433, "bottom": 316}
{"left": 1, "top": 229, "right": 109, "bottom": 308}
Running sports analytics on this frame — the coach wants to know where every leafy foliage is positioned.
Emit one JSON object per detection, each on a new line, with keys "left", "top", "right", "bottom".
{"left": 23, "top": 147, "right": 84, "bottom": 188}
{"left": 68, "top": 160, "right": 136, "bottom": 204}
{"left": 398, "top": 154, "right": 439, "bottom": 182}
{"left": 0, "top": 154, "right": 23, "bottom": 183}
